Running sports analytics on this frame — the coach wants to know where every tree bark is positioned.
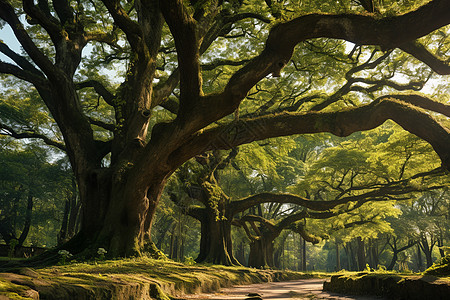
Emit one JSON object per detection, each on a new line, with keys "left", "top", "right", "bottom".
{"left": 417, "top": 244, "right": 423, "bottom": 272}
{"left": 248, "top": 238, "right": 275, "bottom": 268}
{"left": 195, "top": 208, "right": 238, "bottom": 265}
{"left": 336, "top": 242, "right": 341, "bottom": 271}
{"left": 357, "top": 237, "right": 366, "bottom": 271}
{"left": 302, "top": 237, "right": 307, "bottom": 271}
{"left": 17, "top": 193, "right": 33, "bottom": 247}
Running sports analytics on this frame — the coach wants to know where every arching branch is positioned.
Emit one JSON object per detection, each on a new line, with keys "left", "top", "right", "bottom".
{"left": 0, "top": 41, "right": 44, "bottom": 78}
{"left": 171, "top": 97, "right": 450, "bottom": 172}
{"left": 174, "top": 0, "right": 450, "bottom": 142}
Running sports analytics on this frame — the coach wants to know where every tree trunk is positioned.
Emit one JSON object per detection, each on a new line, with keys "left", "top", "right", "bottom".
{"left": 273, "top": 245, "right": 283, "bottom": 269}
{"left": 387, "top": 250, "right": 398, "bottom": 271}
{"left": 248, "top": 238, "right": 275, "bottom": 268}
{"left": 336, "top": 242, "right": 341, "bottom": 271}
{"left": 58, "top": 180, "right": 80, "bottom": 246}
{"left": 368, "top": 239, "right": 379, "bottom": 269}
{"left": 419, "top": 236, "right": 434, "bottom": 268}
{"left": 417, "top": 244, "right": 423, "bottom": 272}
{"left": 58, "top": 198, "right": 70, "bottom": 246}
{"left": 17, "top": 194, "right": 33, "bottom": 247}
{"left": 235, "top": 242, "right": 247, "bottom": 266}
{"left": 356, "top": 237, "right": 366, "bottom": 271}
{"left": 65, "top": 168, "right": 167, "bottom": 258}
{"left": 169, "top": 225, "right": 175, "bottom": 259}
{"left": 302, "top": 237, "right": 307, "bottom": 271}
{"left": 195, "top": 208, "right": 238, "bottom": 265}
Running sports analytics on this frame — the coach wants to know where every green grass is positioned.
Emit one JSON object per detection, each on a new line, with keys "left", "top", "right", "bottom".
{"left": 0, "top": 257, "right": 327, "bottom": 299}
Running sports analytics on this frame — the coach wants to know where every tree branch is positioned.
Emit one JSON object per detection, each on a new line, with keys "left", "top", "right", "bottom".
{"left": 0, "top": 61, "right": 47, "bottom": 87}
{"left": 177, "top": 0, "right": 450, "bottom": 140}
{"left": 0, "top": 40, "right": 44, "bottom": 78}
{"left": 0, "top": 123, "right": 66, "bottom": 151}
{"left": 152, "top": 68, "right": 180, "bottom": 111}
{"left": 23, "top": 0, "right": 62, "bottom": 41}
{"left": 100, "top": 0, "right": 142, "bottom": 49}
{"left": 160, "top": 0, "right": 202, "bottom": 107}
{"left": 201, "top": 59, "right": 251, "bottom": 71}
{"left": 171, "top": 97, "right": 450, "bottom": 171}
{"left": 378, "top": 94, "right": 450, "bottom": 118}
{"left": 87, "top": 117, "right": 115, "bottom": 132}
{"left": 400, "top": 41, "right": 450, "bottom": 75}
{"left": 75, "top": 80, "right": 115, "bottom": 106}
{"left": 53, "top": 0, "right": 75, "bottom": 26}
{"left": 0, "top": 0, "right": 56, "bottom": 76}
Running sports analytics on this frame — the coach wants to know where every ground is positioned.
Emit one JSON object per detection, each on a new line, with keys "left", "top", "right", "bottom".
{"left": 183, "top": 278, "right": 386, "bottom": 300}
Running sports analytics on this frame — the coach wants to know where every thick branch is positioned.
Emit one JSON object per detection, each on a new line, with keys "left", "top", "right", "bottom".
{"left": 0, "top": 41, "right": 44, "bottom": 78}
{"left": 101, "top": 0, "right": 143, "bottom": 51}
{"left": 240, "top": 215, "right": 277, "bottom": 233}
{"left": 201, "top": 59, "right": 251, "bottom": 71}
{"left": 379, "top": 94, "right": 450, "bottom": 118}
{"left": 0, "top": 61, "right": 47, "bottom": 87}
{"left": 87, "top": 117, "right": 115, "bottom": 132}
{"left": 23, "top": 0, "right": 61, "bottom": 41}
{"left": 160, "top": 0, "right": 202, "bottom": 105}
{"left": 53, "top": 0, "right": 75, "bottom": 26}
{"left": 180, "top": 0, "right": 450, "bottom": 139}
{"left": 172, "top": 97, "right": 450, "bottom": 171}
{"left": 400, "top": 41, "right": 450, "bottom": 75}
{"left": 0, "top": 0, "right": 55, "bottom": 76}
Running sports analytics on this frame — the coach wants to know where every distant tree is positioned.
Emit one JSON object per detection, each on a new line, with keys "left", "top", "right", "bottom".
{"left": 0, "top": 139, "right": 72, "bottom": 249}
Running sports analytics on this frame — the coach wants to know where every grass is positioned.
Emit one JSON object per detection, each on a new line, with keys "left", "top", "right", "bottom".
{"left": 2, "top": 257, "right": 447, "bottom": 299}
{"left": 0, "top": 257, "right": 328, "bottom": 299}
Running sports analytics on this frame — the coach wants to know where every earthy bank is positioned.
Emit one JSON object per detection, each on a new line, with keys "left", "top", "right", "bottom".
{"left": 323, "top": 272, "right": 450, "bottom": 300}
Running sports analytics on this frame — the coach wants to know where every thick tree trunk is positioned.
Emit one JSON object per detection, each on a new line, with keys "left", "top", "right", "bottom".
{"left": 195, "top": 209, "right": 238, "bottom": 265}
{"left": 248, "top": 238, "right": 275, "bottom": 268}
{"left": 64, "top": 167, "right": 167, "bottom": 258}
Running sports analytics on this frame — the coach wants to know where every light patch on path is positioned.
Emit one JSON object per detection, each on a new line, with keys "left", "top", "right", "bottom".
{"left": 181, "top": 278, "right": 387, "bottom": 300}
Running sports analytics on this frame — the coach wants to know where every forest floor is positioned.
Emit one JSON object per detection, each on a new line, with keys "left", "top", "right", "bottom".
{"left": 0, "top": 257, "right": 449, "bottom": 299}
{"left": 0, "top": 257, "right": 328, "bottom": 299}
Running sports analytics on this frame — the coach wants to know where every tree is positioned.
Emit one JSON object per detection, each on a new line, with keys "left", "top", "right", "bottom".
{"left": 0, "top": 0, "right": 449, "bottom": 258}
{"left": 0, "top": 138, "right": 72, "bottom": 249}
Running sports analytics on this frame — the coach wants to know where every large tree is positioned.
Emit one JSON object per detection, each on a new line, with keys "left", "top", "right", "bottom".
{"left": 0, "top": 0, "right": 449, "bottom": 258}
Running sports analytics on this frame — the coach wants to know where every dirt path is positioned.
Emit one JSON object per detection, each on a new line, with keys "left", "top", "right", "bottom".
{"left": 181, "top": 278, "right": 387, "bottom": 300}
